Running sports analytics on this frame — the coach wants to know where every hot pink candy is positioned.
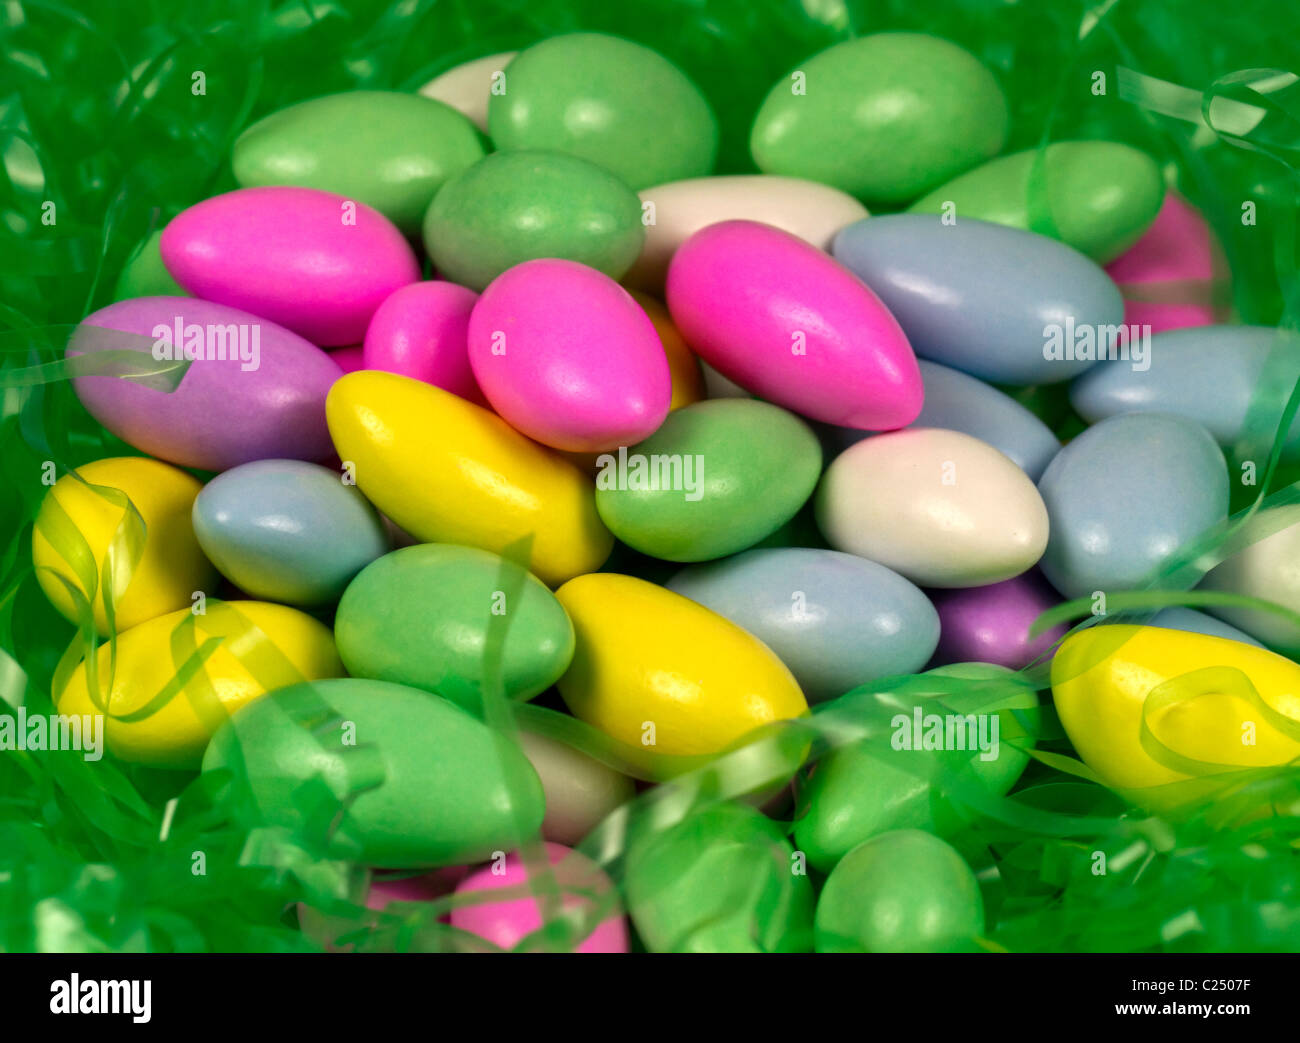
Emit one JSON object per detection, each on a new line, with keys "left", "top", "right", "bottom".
{"left": 450, "top": 843, "right": 628, "bottom": 953}
{"left": 666, "top": 220, "right": 923, "bottom": 430}
{"left": 468, "top": 259, "right": 671, "bottom": 452}
{"left": 161, "top": 186, "right": 421, "bottom": 346}
{"left": 330, "top": 345, "right": 366, "bottom": 374}
{"left": 1105, "top": 192, "right": 1226, "bottom": 335}
{"left": 363, "top": 281, "right": 484, "bottom": 404}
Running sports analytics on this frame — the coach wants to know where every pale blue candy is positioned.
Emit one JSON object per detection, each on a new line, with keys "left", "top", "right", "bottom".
{"left": 666, "top": 547, "right": 939, "bottom": 703}
{"left": 1146, "top": 607, "right": 1264, "bottom": 648}
{"left": 193, "top": 459, "right": 389, "bottom": 606}
{"left": 1069, "top": 325, "right": 1300, "bottom": 450}
{"left": 822, "top": 360, "right": 1061, "bottom": 480}
{"left": 1037, "top": 413, "right": 1228, "bottom": 599}
{"left": 832, "top": 214, "right": 1124, "bottom": 385}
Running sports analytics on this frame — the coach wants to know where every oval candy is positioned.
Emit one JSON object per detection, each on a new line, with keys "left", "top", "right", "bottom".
{"left": 114, "top": 228, "right": 185, "bottom": 301}
{"left": 629, "top": 291, "right": 704, "bottom": 411}
{"left": 1199, "top": 505, "right": 1300, "bottom": 651}
{"left": 161, "top": 186, "right": 420, "bottom": 345}
{"left": 419, "top": 51, "right": 516, "bottom": 131}
{"left": 667, "top": 220, "right": 922, "bottom": 429}
{"left": 517, "top": 731, "right": 635, "bottom": 846}
{"left": 362, "top": 281, "right": 483, "bottom": 403}
{"left": 929, "top": 572, "right": 1066, "bottom": 670}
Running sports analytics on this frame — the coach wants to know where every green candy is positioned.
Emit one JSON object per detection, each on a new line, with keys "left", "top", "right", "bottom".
{"left": 423, "top": 150, "right": 644, "bottom": 291}
{"left": 202, "top": 678, "right": 545, "bottom": 868}
{"left": 909, "top": 141, "right": 1166, "bottom": 262}
{"left": 815, "top": 830, "right": 985, "bottom": 953}
{"left": 488, "top": 33, "right": 718, "bottom": 191}
{"left": 750, "top": 33, "right": 1008, "bottom": 205}
{"left": 794, "top": 665, "right": 1039, "bottom": 873}
{"left": 114, "top": 229, "right": 185, "bottom": 300}
{"left": 334, "top": 544, "right": 574, "bottom": 712}
{"left": 595, "top": 399, "right": 821, "bottom": 562}
{"left": 233, "top": 90, "right": 485, "bottom": 232}
{"left": 625, "top": 802, "right": 815, "bottom": 953}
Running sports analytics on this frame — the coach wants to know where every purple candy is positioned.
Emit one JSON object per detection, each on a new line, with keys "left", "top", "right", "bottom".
{"left": 928, "top": 572, "right": 1066, "bottom": 670}
{"left": 72, "top": 296, "right": 342, "bottom": 472}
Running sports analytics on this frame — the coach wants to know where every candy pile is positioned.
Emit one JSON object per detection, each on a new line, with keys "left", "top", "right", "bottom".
{"left": 24, "top": 27, "right": 1300, "bottom": 953}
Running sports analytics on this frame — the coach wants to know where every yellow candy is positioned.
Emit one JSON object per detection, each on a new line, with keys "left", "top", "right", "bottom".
{"left": 1052, "top": 624, "right": 1300, "bottom": 801}
{"left": 56, "top": 601, "right": 342, "bottom": 768}
{"left": 327, "top": 371, "right": 613, "bottom": 586}
{"left": 555, "top": 573, "right": 808, "bottom": 758}
{"left": 33, "top": 456, "right": 216, "bottom": 632}
{"left": 629, "top": 291, "right": 704, "bottom": 411}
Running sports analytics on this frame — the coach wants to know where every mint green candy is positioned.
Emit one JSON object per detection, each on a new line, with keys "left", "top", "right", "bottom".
{"left": 750, "top": 33, "right": 1008, "bottom": 205}
{"left": 815, "top": 830, "right": 985, "bottom": 952}
{"left": 595, "top": 399, "right": 821, "bottom": 562}
{"left": 334, "top": 544, "right": 574, "bottom": 712}
{"left": 202, "top": 678, "right": 545, "bottom": 868}
{"left": 423, "top": 151, "right": 644, "bottom": 291}
{"left": 114, "top": 229, "right": 185, "bottom": 300}
{"left": 909, "top": 141, "right": 1165, "bottom": 262}
{"left": 233, "top": 90, "right": 485, "bottom": 232}
{"left": 488, "top": 33, "right": 717, "bottom": 191}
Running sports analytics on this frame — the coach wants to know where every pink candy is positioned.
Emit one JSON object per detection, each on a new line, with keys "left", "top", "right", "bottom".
{"left": 363, "top": 281, "right": 484, "bottom": 403}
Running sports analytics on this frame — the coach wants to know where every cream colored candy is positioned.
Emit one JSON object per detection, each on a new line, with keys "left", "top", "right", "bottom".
{"left": 517, "top": 731, "right": 635, "bottom": 846}
{"left": 1200, "top": 505, "right": 1300, "bottom": 650}
{"left": 418, "top": 51, "right": 516, "bottom": 132}
{"left": 627, "top": 175, "right": 868, "bottom": 290}
{"left": 815, "top": 428, "right": 1049, "bottom": 588}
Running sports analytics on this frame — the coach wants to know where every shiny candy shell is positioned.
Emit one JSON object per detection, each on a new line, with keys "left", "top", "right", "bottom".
{"left": 362, "top": 281, "right": 483, "bottom": 403}
{"left": 929, "top": 572, "right": 1066, "bottom": 670}
{"left": 666, "top": 220, "right": 922, "bottom": 429}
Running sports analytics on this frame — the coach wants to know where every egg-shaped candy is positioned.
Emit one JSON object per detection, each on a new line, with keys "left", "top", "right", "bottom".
{"left": 667, "top": 221, "right": 922, "bottom": 429}
{"left": 232, "top": 91, "right": 485, "bottom": 233}
{"left": 468, "top": 259, "right": 670, "bottom": 452}
{"left": 625, "top": 802, "right": 815, "bottom": 953}
{"left": 33, "top": 456, "right": 215, "bottom": 632}
{"left": 750, "top": 33, "right": 1008, "bottom": 205}
{"left": 72, "top": 297, "right": 341, "bottom": 471}
{"left": 419, "top": 52, "right": 516, "bottom": 131}
{"left": 929, "top": 572, "right": 1066, "bottom": 669}
{"left": 56, "top": 601, "right": 342, "bottom": 768}
{"left": 909, "top": 141, "right": 1165, "bottom": 262}
{"left": 488, "top": 33, "right": 717, "bottom": 191}
{"left": 203, "top": 678, "right": 545, "bottom": 867}
{"left": 833, "top": 214, "right": 1124, "bottom": 386}
{"left": 1199, "top": 505, "right": 1300, "bottom": 651}
{"left": 816, "top": 428, "right": 1049, "bottom": 588}
{"left": 334, "top": 544, "right": 574, "bottom": 709}
{"left": 517, "top": 731, "right": 635, "bottom": 846}
{"left": 555, "top": 573, "right": 807, "bottom": 759}
{"left": 424, "top": 151, "right": 644, "bottom": 291}
{"left": 451, "top": 843, "right": 628, "bottom": 952}
{"left": 362, "top": 281, "right": 483, "bottom": 403}
{"left": 1037, "top": 414, "right": 1228, "bottom": 599}
{"left": 114, "top": 229, "right": 185, "bottom": 301}
{"left": 628, "top": 291, "right": 704, "bottom": 411}
{"left": 326, "top": 371, "right": 612, "bottom": 586}
{"left": 815, "top": 830, "right": 985, "bottom": 953}
{"left": 595, "top": 400, "right": 821, "bottom": 562}
{"left": 668, "top": 548, "right": 938, "bottom": 702}
{"left": 626, "top": 175, "right": 868, "bottom": 290}
{"left": 192, "top": 460, "right": 388, "bottom": 607}
{"left": 161, "top": 187, "right": 420, "bottom": 345}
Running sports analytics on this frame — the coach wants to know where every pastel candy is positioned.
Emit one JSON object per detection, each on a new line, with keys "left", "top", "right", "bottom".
{"left": 362, "top": 281, "right": 483, "bottom": 403}
{"left": 517, "top": 732, "right": 635, "bottom": 846}
{"left": 833, "top": 213, "right": 1124, "bottom": 386}
{"left": 450, "top": 843, "right": 628, "bottom": 953}
{"left": 909, "top": 141, "right": 1165, "bottom": 262}
{"left": 1145, "top": 607, "right": 1264, "bottom": 648}
{"left": 1037, "top": 414, "right": 1229, "bottom": 599}
{"left": 929, "top": 572, "right": 1066, "bottom": 669}
{"left": 232, "top": 90, "right": 485, "bottom": 232}
{"left": 488, "top": 33, "right": 717, "bottom": 191}
{"left": 666, "top": 220, "right": 922, "bottom": 429}
{"left": 419, "top": 52, "right": 516, "bottom": 131}
{"left": 202, "top": 678, "right": 545, "bottom": 867}
{"left": 72, "top": 296, "right": 341, "bottom": 471}
{"left": 56, "top": 601, "right": 342, "bottom": 768}
{"left": 667, "top": 548, "right": 939, "bottom": 702}
{"left": 326, "top": 371, "right": 612, "bottom": 586}
{"left": 595, "top": 400, "right": 821, "bottom": 562}
{"left": 334, "top": 544, "right": 574, "bottom": 709}
{"left": 114, "top": 228, "right": 185, "bottom": 301}
{"left": 161, "top": 186, "right": 420, "bottom": 345}
{"left": 628, "top": 291, "right": 704, "bottom": 411}
{"left": 424, "top": 151, "right": 644, "bottom": 291}
{"left": 192, "top": 460, "right": 388, "bottom": 607}
{"left": 468, "top": 259, "right": 671, "bottom": 452}
{"left": 33, "top": 456, "right": 215, "bottom": 632}
{"left": 816, "top": 428, "right": 1049, "bottom": 588}
{"left": 1105, "top": 192, "right": 1227, "bottom": 333}
{"left": 750, "top": 33, "right": 1008, "bottom": 205}
{"left": 1069, "top": 326, "right": 1300, "bottom": 452}
{"left": 1199, "top": 505, "right": 1300, "bottom": 651}
{"left": 626, "top": 175, "right": 869, "bottom": 290}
